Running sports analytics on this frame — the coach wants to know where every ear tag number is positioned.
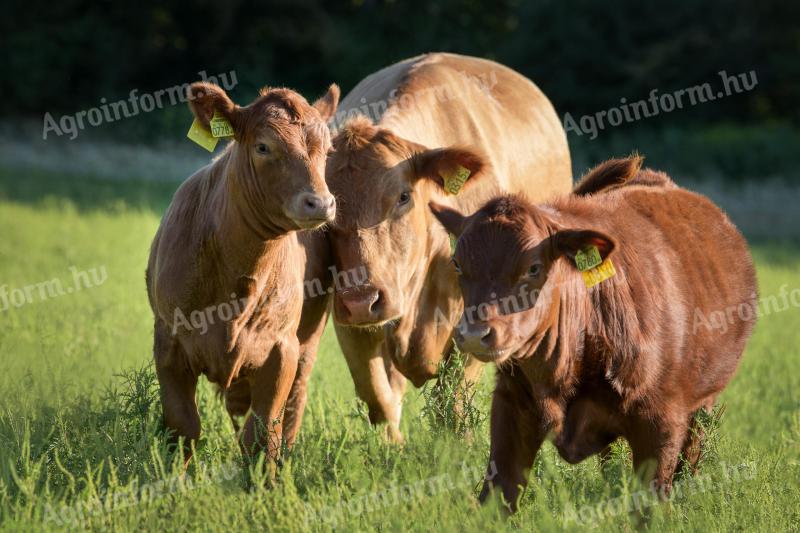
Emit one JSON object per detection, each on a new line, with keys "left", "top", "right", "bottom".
{"left": 187, "top": 119, "right": 219, "bottom": 152}
{"left": 209, "top": 111, "right": 234, "bottom": 138}
{"left": 441, "top": 165, "right": 471, "bottom": 195}
{"left": 575, "top": 246, "right": 616, "bottom": 288}
{"left": 575, "top": 246, "right": 602, "bottom": 271}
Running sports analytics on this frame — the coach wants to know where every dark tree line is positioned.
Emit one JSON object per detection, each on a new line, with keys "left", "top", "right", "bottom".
{"left": 4, "top": 0, "right": 798, "bottom": 126}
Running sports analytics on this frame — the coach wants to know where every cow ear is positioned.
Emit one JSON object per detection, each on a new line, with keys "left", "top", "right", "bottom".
{"left": 187, "top": 82, "right": 239, "bottom": 131}
{"left": 413, "top": 146, "right": 487, "bottom": 194}
{"left": 312, "top": 84, "right": 340, "bottom": 122}
{"left": 572, "top": 154, "right": 644, "bottom": 196}
{"left": 554, "top": 229, "right": 616, "bottom": 264}
{"left": 429, "top": 202, "right": 467, "bottom": 237}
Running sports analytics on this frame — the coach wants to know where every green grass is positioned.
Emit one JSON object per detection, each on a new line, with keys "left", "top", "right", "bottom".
{"left": 0, "top": 170, "right": 798, "bottom": 532}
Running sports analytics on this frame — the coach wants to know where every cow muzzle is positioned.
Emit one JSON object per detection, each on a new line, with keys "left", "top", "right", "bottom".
{"left": 288, "top": 192, "right": 336, "bottom": 228}
{"left": 454, "top": 322, "right": 511, "bottom": 363}
{"left": 334, "top": 285, "right": 397, "bottom": 326}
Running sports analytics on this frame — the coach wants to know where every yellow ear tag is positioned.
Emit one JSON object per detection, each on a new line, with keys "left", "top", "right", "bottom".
{"left": 449, "top": 233, "right": 458, "bottom": 254}
{"left": 187, "top": 118, "right": 218, "bottom": 152}
{"left": 209, "top": 111, "right": 234, "bottom": 138}
{"left": 441, "top": 165, "right": 471, "bottom": 195}
{"left": 575, "top": 246, "right": 616, "bottom": 288}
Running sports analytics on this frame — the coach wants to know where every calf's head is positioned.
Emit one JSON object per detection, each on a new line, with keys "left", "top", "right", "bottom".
{"left": 187, "top": 81, "right": 340, "bottom": 232}
{"left": 430, "top": 195, "right": 616, "bottom": 364}
{"left": 326, "top": 117, "right": 486, "bottom": 326}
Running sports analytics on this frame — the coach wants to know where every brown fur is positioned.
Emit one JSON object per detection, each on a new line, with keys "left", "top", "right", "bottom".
{"left": 146, "top": 81, "right": 339, "bottom": 462}
{"left": 430, "top": 157, "right": 757, "bottom": 510}
{"left": 325, "top": 53, "right": 573, "bottom": 440}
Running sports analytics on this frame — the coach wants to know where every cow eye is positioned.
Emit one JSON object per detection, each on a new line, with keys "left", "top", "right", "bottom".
{"left": 397, "top": 191, "right": 411, "bottom": 206}
{"left": 528, "top": 263, "right": 543, "bottom": 277}
{"left": 451, "top": 257, "right": 462, "bottom": 274}
{"left": 256, "top": 143, "right": 270, "bottom": 155}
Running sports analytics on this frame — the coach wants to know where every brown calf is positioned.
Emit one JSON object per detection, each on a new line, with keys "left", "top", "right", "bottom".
{"left": 430, "top": 157, "right": 757, "bottom": 509}
{"left": 146, "top": 81, "right": 339, "bottom": 461}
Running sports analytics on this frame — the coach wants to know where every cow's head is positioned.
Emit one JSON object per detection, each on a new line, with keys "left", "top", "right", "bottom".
{"left": 326, "top": 117, "right": 486, "bottom": 326}
{"left": 430, "top": 194, "right": 616, "bottom": 364}
{"left": 188, "top": 81, "right": 340, "bottom": 232}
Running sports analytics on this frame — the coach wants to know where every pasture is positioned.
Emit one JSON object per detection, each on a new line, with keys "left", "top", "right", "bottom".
{"left": 0, "top": 165, "right": 798, "bottom": 532}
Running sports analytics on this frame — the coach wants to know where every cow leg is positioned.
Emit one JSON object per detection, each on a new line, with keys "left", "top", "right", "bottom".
{"left": 283, "top": 297, "right": 330, "bottom": 449}
{"left": 454, "top": 353, "right": 484, "bottom": 418}
{"left": 241, "top": 340, "right": 299, "bottom": 460}
{"left": 630, "top": 417, "right": 689, "bottom": 498}
{"left": 676, "top": 397, "right": 717, "bottom": 475}
{"left": 479, "top": 377, "right": 546, "bottom": 511}
{"left": 224, "top": 380, "right": 251, "bottom": 433}
{"left": 336, "top": 323, "right": 404, "bottom": 442}
{"left": 676, "top": 415, "right": 704, "bottom": 477}
{"left": 154, "top": 322, "right": 201, "bottom": 464}
{"left": 385, "top": 355, "right": 407, "bottom": 420}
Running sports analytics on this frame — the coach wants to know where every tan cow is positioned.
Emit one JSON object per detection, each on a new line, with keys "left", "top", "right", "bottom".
{"left": 146, "top": 81, "right": 338, "bottom": 461}
{"left": 325, "top": 53, "right": 572, "bottom": 440}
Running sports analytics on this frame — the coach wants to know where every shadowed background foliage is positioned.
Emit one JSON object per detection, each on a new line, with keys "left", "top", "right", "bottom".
{"left": 4, "top": 0, "right": 798, "bottom": 123}
{"left": 4, "top": 0, "right": 799, "bottom": 183}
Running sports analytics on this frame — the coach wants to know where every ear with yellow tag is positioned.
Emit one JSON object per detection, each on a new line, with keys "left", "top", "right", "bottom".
{"left": 554, "top": 230, "right": 617, "bottom": 288}
{"left": 414, "top": 146, "right": 485, "bottom": 195}
{"left": 185, "top": 81, "right": 238, "bottom": 151}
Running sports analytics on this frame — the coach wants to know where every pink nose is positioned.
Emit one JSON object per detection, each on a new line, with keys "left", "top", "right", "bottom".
{"left": 297, "top": 192, "right": 336, "bottom": 221}
{"left": 455, "top": 322, "right": 496, "bottom": 353}
{"left": 336, "top": 286, "right": 384, "bottom": 324}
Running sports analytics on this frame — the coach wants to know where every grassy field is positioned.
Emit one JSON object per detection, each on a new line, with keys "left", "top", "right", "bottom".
{"left": 0, "top": 168, "right": 798, "bottom": 532}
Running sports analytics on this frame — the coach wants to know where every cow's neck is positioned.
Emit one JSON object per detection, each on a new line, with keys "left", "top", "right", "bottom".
{"left": 212, "top": 164, "right": 295, "bottom": 285}
{"left": 387, "top": 225, "right": 458, "bottom": 366}
{"left": 519, "top": 271, "right": 589, "bottom": 393}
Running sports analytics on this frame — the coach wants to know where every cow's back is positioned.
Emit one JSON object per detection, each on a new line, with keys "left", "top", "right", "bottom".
{"left": 611, "top": 186, "right": 757, "bottom": 402}
{"left": 147, "top": 163, "right": 221, "bottom": 322}
{"left": 339, "top": 53, "right": 572, "bottom": 212}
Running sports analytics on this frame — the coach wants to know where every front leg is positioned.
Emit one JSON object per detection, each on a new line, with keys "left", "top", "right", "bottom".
{"left": 336, "top": 323, "right": 404, "bottom": 442}
{"left": 241, "top": 339, "right": 300, "bottom": 460}
{"left": 479, "top": 374, "right": 547, "bottom": 511}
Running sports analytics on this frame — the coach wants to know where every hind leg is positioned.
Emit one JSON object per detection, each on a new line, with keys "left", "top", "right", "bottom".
{"left": 283, "top": 295, "right": 329, "bottom": 449}
{"left": 154, "top": 322, "right": 201, "bottom": 464}
{"left": 676, "top": 397, "right": 717, "bottom": 476}
{"left": 630, "top": 414, "right": 689, "bottom": 497}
